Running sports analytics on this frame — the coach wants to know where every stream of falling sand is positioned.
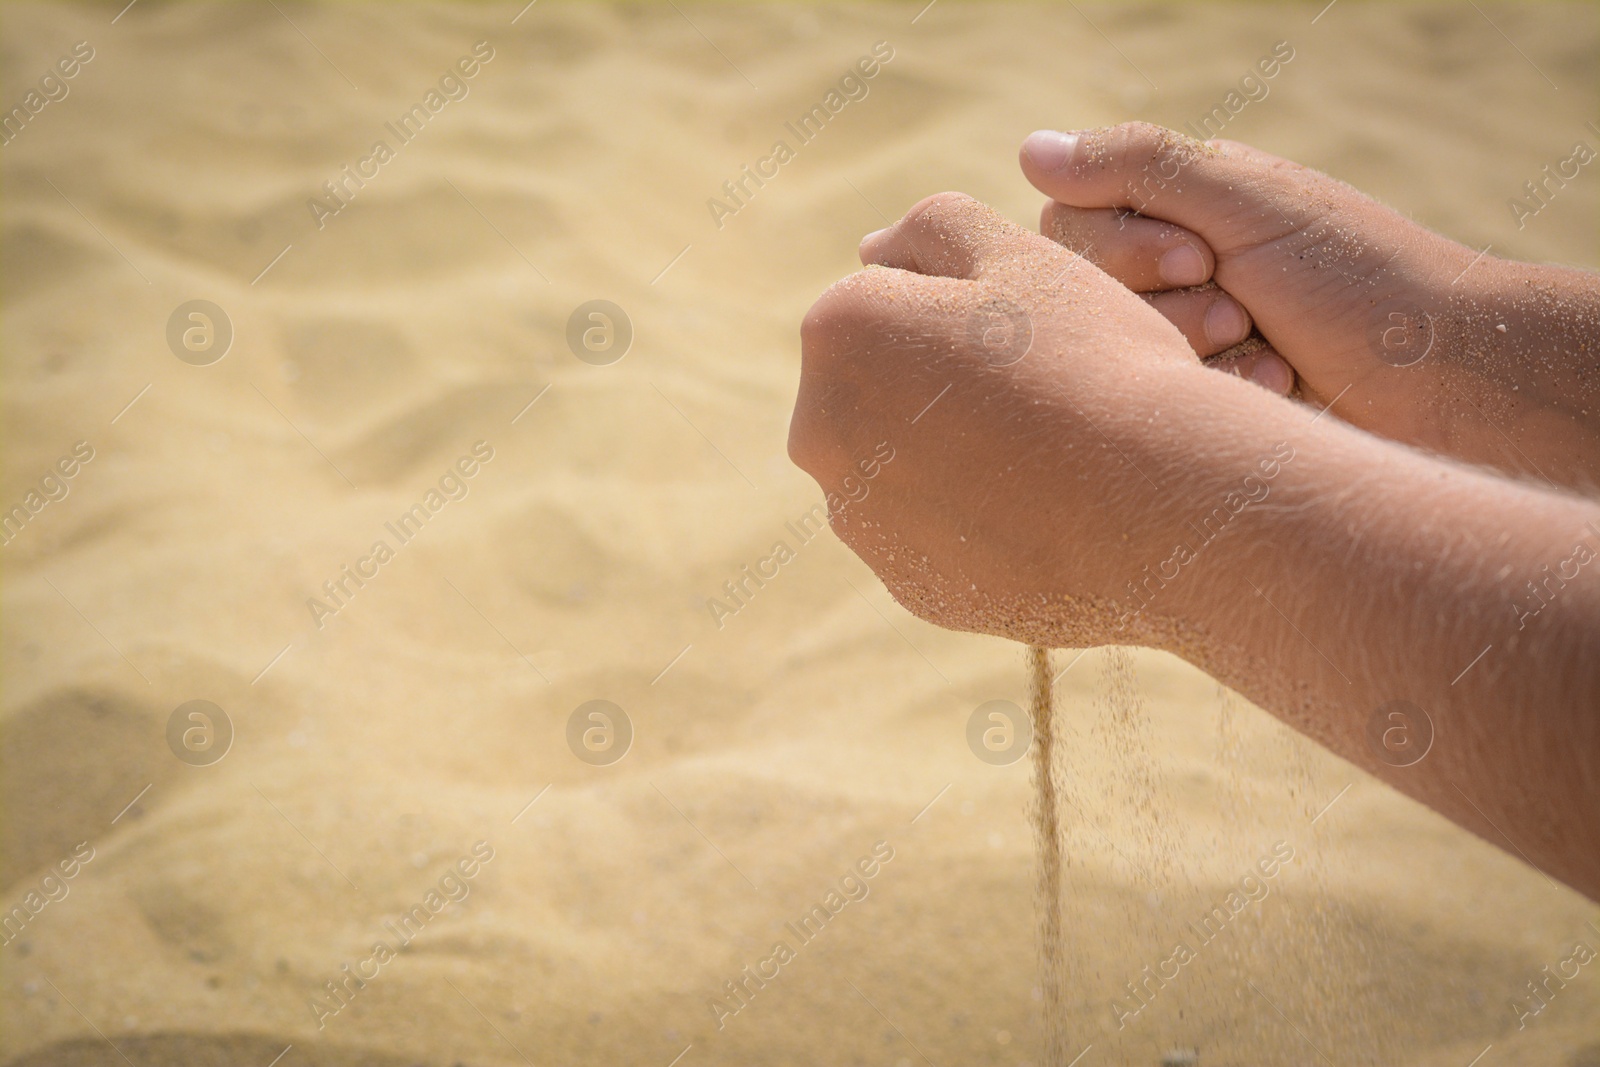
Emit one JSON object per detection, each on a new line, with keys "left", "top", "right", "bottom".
{"left": 1027, "top": 644, "right": 1068, "bottom": 1067}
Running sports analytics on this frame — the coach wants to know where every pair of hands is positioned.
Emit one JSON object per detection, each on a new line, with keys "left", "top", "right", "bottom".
{"left": 788, "top": 122, "right": 1546, "bottom": 645}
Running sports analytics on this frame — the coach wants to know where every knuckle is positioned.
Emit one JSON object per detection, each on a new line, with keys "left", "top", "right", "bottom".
{"left": 903, "top": 190, "right": 978, "bottom": 223}
{"left": 795, "top": 278, "right": 882, "bottom": 475}
{"left": 899, "top": 190, "right": 996, "bottom": 243}
{"left": 799, "top": 296, "right": 835, "bottom": 352}
{"left": 1108, "top": 120, "right": 1170, "bottom": 172}
{"left": 799, "top": 273, "right": 871, "bottom": 350}
{"left": 1100, "top": 122, "right": 1202, "bottom": 209}
{"left": 786, "top": 410, "right": 821, "bottom": 475}
{"left": 787, "top": 378, "right": 842, "bottom": 477}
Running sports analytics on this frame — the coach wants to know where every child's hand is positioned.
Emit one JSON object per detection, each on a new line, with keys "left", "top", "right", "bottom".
{"left": 790, "top": 195, "right": 1600, "bottom": 902}
{"left": 1006, "top": 166, "right": 1296, "bottom": 396}
{"left": 789, "top": 192, "right": 1242, "bottom": 647}
{"left": 1018, "top": 123, "right": 1600, "bottom": 487}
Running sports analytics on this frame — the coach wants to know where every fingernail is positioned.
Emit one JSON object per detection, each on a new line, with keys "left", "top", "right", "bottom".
{"left": 1161, "top": 244, "right": 1209, "bottom": 288}
{"left": 1022, "top": 130, "right": 1079, "bottom": 173}
{"left": 1249, "top": 355, "right": 1294, "bottom": 394}
{"left": 1204, "top": 296, "right": 1249, "bottom": 346}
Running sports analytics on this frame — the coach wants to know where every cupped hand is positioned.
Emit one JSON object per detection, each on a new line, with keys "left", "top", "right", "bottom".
{"left": 788, "top": 192, "right": 1241, "bottom": 647}
{"left": 1019, "top": 123, "right": 1489, "bottom": 452}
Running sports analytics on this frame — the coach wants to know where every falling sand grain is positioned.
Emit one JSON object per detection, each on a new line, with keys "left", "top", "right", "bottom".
{"left": 1028, "top": 643, "right": 1068, "bottom": 1067}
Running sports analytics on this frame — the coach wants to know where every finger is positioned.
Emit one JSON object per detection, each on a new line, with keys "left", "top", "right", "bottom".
{"left": 859, "top": 192, "right": 1077, "bottom": 282}
{"left": 1019, "top": 123, "right": 1307, "bottom": 253}
{"left": 1142, "top": 285, "right": 1252, "bottom": 357}
{"left": 1205, "top": 340, "right": 1296, "bottom": 396}
{"left": 792, "top": 266, "right": 980, "bottom": 474}
{"left": 799, "top": 265, "right": 977, "bottom": 370}
{"left": 1040, "top": 202, "right": 1215, "bottom": 291}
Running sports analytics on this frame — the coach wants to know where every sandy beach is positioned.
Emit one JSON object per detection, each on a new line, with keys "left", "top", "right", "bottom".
{"left": 3, "top": 3, "right": 1598, "bottom": 1065}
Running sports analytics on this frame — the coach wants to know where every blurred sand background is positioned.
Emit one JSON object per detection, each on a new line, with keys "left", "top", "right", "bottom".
{"left": 3, "top": 2, "right": 1599, "bottom": 1065}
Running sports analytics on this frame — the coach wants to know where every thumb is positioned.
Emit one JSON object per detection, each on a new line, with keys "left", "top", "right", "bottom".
{"left": 1019, "top": 123, "right": 1315, "bottom": 256}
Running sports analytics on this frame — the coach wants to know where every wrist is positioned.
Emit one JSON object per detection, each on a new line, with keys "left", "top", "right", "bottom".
{"left": 1451, "top": 257, "right": 1577, "bottom": 394}
{"left": 1448, "top": 257, "right": 1600, "bottom": 479}
{"left": 1085, "top": 365, "right": 1306, "bottom": 648}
